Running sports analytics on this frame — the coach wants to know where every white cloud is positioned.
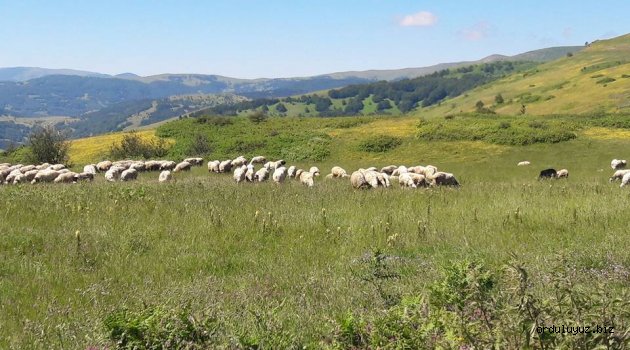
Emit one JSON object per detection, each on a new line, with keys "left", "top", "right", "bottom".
{"left": 459, "top": 22, "right": 491, "bottom": 41}
{"left": 399, "top": 11, "right": 437, "bottom": 27}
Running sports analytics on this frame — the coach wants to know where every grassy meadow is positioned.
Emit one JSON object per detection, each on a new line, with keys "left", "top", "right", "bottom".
{"left": 2, "top": 113, "right": 630, "bottom": 348}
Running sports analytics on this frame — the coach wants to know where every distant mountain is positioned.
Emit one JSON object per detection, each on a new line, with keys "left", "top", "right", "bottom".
{"left": 0, "top": 67, "right": 109, "bottom": 82}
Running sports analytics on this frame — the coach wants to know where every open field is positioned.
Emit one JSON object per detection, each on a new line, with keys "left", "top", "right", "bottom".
{"left": 2, "top": 121, "right": 630, "bottom": 348}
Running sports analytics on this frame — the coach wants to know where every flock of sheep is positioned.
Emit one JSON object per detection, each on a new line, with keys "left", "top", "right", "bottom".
{"left": 0, "top": 156, "right": 459, "bottom": 190}
{"left": 2, "top": 156, "right": 628, "bottom": 188}
{"left": 518, "top": 158, "right": 630, "bottom": 187}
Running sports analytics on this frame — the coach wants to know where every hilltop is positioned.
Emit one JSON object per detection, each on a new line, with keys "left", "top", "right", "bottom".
{"left": 417, "top": 35, "right": 630, "bottom": 117}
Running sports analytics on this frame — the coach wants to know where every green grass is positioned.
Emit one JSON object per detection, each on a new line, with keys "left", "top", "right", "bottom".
{"left": 3, "top": 122, "right": 630, "bottom": 347}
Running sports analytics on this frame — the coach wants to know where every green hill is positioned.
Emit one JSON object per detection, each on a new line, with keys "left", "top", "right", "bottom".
{"left": 417, "top": 34, "right": 630, "bottom": 117}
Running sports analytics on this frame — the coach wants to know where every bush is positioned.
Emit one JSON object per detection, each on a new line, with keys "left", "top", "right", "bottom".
{"left": 195, "top": 116, "right": 234, "bottom": 127}
{"left": 187, "top": 134, "right": 213, "bottom": 156}
{"left": 596, "top": 77, "right": 616, "bottom": 84}
{"left": 26, "top": 126, "right": 70, "bottom": 165}
{"left": 358, "top": 135, "right": 403, "bottom": 153}
{"left": 109, "top": 132, "right": 169, "bottom": 160}
{"left": 248, "top": 111, "right": 268, "bottom": 123}
{"left": 417, "top": 114, "right": 578, "bottom": 146}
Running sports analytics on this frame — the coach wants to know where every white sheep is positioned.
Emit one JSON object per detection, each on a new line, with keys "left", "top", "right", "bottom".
{"left": 611, "top": 159, "right": 627, "bottom": 170}
{"left": 184, "top": 157, "right": 204, "bottom": 166}
{"left": 219, "top": 159, "right": 233, "bottom": 173}
{"left": 208, "top": 160, "right": 220, "bottom": 173}
{"left": 255, "top": 167, "right": 269, "bottom": 182}
{"left": 287, "top": 165, "right": 297, "bottom": 178}
{"left": 273, "top": 166, "right": 288, "bottom": 183}
{"left": 31, "top": 170, "right": 61, "bottom": 184}
{"left": 231, "top": 156, "right": 248, "bottom": 167}
{"left": 330, "top": 166, "right": 349, "bottom": 178}
{"left": 96, "top": 160, "right": 113, "bottom": 172}
{"left": 299, "top": 171, "right": 314, "bottom": 187}
{"left": 129, "top": 161, "right": 146, "bottom": 172}
{"left": 24, "top": 169, "right": 40, "bottom": 182}
{"left": 35, "top": 163, "right": 51, "bottom": 170}
{"left": 350, "top": 170, "right": 369, "bottom": 189}
{"left": 83, "top": 164, "right": 97, "bottom": 175}
{"left": 610, "top": 169, "right": 630, "bottom": 182}
{"left": 517, "top": 161, "right": 531, "bottom": 166}
{"left": 49, "top": 164, "right": 66, "bottom": 171}
{"left": 4, "top": 169, "right": 22, "bottom": 184}
{"left": 621, "top": 172, "right": 630, "bottom": 188}
{"left": 398, "top": 173, "right": 417, "bottom": 188}
{"left": 54, "top": 172, "right": 79, "bottom": 184}
{"left": 245, "top": 164, "right": 255, "bottom": 182}
{"left": 76, "top": 172, "right": 95, "bottom": 182}
{"left": 174, "top": 161, "right": 192, "bottom": 172}
{"left": 391, "top": 166, "right": 408, "bottom": 176}
{"left": 160, "top": 160, "right": 177, "bottom": 171}
{"left": 120, "top": 168, "right": 138, "bottom": 181}
{"left": 19, "top": 165, "right": 36, "bottom": 173}
{"left": 408, "top": 173, "right": 428, "bottom": 187}
{"left": 428, "top": 172, "right": 460, "bottom": 187}
{"left": 105, "top": 166, "right": 125, "bottom": 182}
{"left": 233, "top": 165, "right": 247, "bottom": 183}
{"left": 556, "top": 169, "right": 569, "bottom": 179}
{"left": 309, "top": 166, "right": 321, "bottom": 177}
{"left": 249, "top": 156, "right": 266, "bottom": 165}
{"left": 158, "top": 170, "right": 172, "bottom": 183}
{"left": 12, "top": 174, "right": 27, "bottom": 185}
{"left": 144, "top": 160, "right": 162, "bottom": 171}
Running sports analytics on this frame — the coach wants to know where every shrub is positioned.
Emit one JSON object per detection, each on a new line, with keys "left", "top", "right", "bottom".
{"left": 596, "top": 77, "right": 616, "bottom": 84}
{"left": 26, "top": 126, "right": 70, "bottom": 165}
{"left": 109, "top": 132, "right": 169, "bottom": 159}
{"left": 248, "top": 111, "right": 268, "bottom": 123}
{"left": 358, "top": 135, "right": 403, "bottom": 153}
{"left": 187, "top": 134, "right": 213, "bottom": 156}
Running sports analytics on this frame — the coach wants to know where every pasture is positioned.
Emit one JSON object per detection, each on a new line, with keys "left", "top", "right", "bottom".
{"left": 2, "top": 130, "right": 630, "bottom": 348}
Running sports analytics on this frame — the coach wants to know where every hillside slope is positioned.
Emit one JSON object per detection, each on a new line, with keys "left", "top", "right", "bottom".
{"left": 417, "top": 35, "right": 630, "bottom": 117}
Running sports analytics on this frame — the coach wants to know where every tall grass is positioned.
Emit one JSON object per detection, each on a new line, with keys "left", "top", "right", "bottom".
{"left": 1, "top": 157, "right": 629, "bottom": 348}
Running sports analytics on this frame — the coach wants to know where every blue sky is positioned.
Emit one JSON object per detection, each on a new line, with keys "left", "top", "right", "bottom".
{"left": 0, "top": 0, "right": 627, "bottom": 78}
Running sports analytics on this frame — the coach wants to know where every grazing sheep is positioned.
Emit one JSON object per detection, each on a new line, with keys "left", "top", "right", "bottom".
{"left": 621, "top": 172, "right": 630, "bottom": 188}
{"left": 158, "top": 170, "right": 172, "bottom": 183}
{"left": 350, "top": 170, "right": 369, "bottom": 189}
{"left": 49, "top": 164, "right": 66, "bottom": 171}
{"left": 309, "top": 166, "right": 321, "bottom": 176}
{"left": 365, "top": 167, "right": 378, "bottom": 172}
{"left": 273, "top": 166, "right": 288, "bottom": 183}
{"left": 325, "top": 174, "right": 334, "bottom": 180}
{"left": 249, "top": 156, "right": 266, "bottom": 165}
{"left": 287, "top": 165, "right": 297, "bottom": 178}
{"left": 35, "top": 163, "right": 51, "bottom": 170}
{"left": 299, "top": 171, "right": 314, "bottom": 187}
{"left": 398, "top": 173, "right": 417, "bottom": 188}
{"left": 208, "top": 160, "right": 220, "bottom": 173}
{"left": 233, "top": 165, "right": 247, "bottom": 183}
{"left": 265, "top": 159, "right": 286, "bottom": 172}
{"left": 96, "top": 160, "right": 113, "bottom": 172}
{"left": 5, "top": 169, "right": 23, "bottom": 184}
{"left": 408, "top": 173, "right": 428, "bottom": 187}
{"left": 363, "top": 170, "right": 388, "bottom": 188}
{"left": 380, "top": 165, "right": 398, "bottom": 175}
{"left": 424, "top": 165, "right": 438, "bottom": 177}
{"left": 12, "top": 174, "right": 27, "bottom": 185}
{"left": 144, "top": 160, "right": 162, "bottom": 171}
{"left": 428, "top": 172, "right": 460, "bottom": 187}
{"left": 160, "top": 160, "right": 177, "bottom": 171}
{"left": 76, "top": 172, "right": 95, "bottom": 182}
{"left": 518, "top": 161, "right": 531, "bottom": 166}
{"left": 31, "top": 170, "right": 61, "bottom": 184}
{"left": 19, "top": 165, "right": 36, "bottom": 173}
{"left": 391, "top": 166, "right": 408, "bottom": 176}
{"left": 378, "top": 172, "right": 391, "bottom": 188}
{"left": 254, "top": 167, "right": 269, "bottom": 182}
{"left": 219, "top": 160, "right": 233, "bottom": 173}
{"left": 408, "top": 166, "right": 426, "bottom": 174}
{"left": 174, "top": 161, "right": 192, "bottom": 172}
{"left": 556, "top": 169, "right": 569, "bottom": 179}
{"left": 82, "top": 164, "right": 97, "bottom": 175}
{"left": 104, "top": 166, "right": 125, "bottom": 182}
{"left": 609, "top": 169, "right": 630, "bottom": 182}
{"left": 231, "top": 156, "right": 248, "bottom": 167}
{"left": 538, "top": 168, "right": 557, "bottom": 179}
{"left": 331, "top": 166, "right": 349, "bottom": 178}
{"left": 120, "top": 168, "right": 138, "bottom": 181}
{"left": 295, "top": 169, "right": 304, "bottom": 179}
{"left": 24, "top": 169, "right": 40, "bottom": 182}
{"left": 129, "top": 161, "right": 146, "bottom": 172}
{"left": 184, "top": 157, "right": 204, "bottom": 166}
{"left": 245, "top": 164, "right": 255, "bottom": 182}
{"left": 54, "top": 172, "right": 79, "bottom": 184}
{"left": 611, "top": 159, "right": 627, "bottom": 170}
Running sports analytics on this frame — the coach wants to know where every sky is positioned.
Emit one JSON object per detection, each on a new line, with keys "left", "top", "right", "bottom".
{"left": 0, "top": 0, "right": 628, "bottom": 79}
